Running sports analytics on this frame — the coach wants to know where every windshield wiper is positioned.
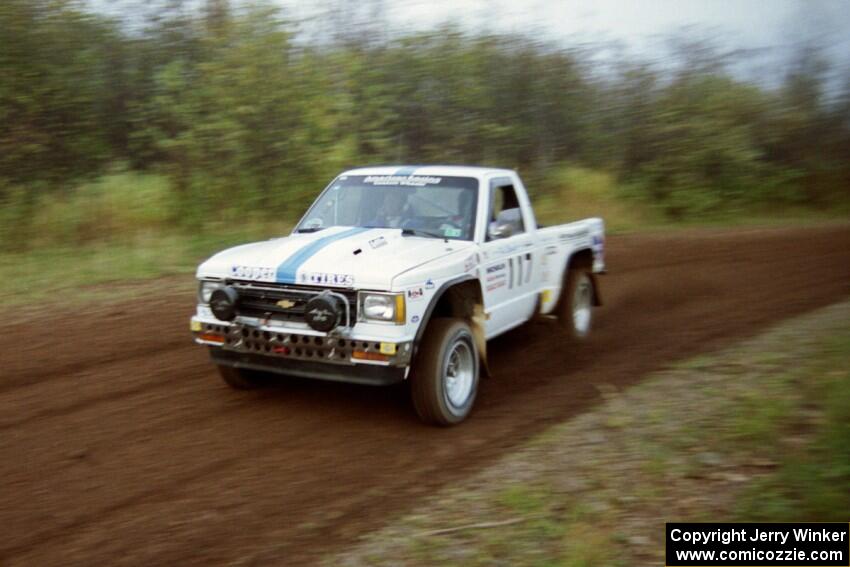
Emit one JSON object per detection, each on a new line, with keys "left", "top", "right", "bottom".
{"left": 295, "top": 226, "right": 326, "bottom": 233}
{"left": 402, "top": 228, "right": 446, "bottom": 240}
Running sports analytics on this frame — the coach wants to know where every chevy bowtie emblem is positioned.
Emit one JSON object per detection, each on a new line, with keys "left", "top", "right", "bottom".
{"left": 276, "top": 299, "right": 296, "bottom": 309}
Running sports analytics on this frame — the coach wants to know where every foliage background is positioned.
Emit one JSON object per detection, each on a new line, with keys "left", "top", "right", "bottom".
{"left": 2, "top": 0, "right": 849, "bottom": 257}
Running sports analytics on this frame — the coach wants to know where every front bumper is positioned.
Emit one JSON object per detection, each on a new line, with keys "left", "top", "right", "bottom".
{"left": 210, "top": 348, "right": 406, "bottom": 385}
{"left": 191, "top": 316, "right": 412, "bottom": 384}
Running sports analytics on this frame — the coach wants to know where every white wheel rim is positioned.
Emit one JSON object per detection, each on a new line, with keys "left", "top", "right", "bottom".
{"left": 444, "top": 340, "right": 474, "bottom": 408}
{"left": 572, "top": 275, "right": 592, "bottom": 335}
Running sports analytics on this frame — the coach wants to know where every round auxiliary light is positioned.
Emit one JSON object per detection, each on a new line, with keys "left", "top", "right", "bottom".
{"left": 210, "top": 286, "right": 239, "bottom": 321}
{"left": 304, "top": 292, "right": 343, "bottom": 333}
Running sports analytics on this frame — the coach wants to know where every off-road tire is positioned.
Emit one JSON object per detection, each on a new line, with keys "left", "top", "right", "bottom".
{"left": 410, "top": 318, "right": 479, "bottom": 426}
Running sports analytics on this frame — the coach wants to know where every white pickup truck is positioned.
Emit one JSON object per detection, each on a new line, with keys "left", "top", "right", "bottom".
{"left": 192, "top": 166, "right": 605, "bottom": 425}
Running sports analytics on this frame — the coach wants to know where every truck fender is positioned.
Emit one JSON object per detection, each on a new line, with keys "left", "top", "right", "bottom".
{"left": 562, "top": 247, "right": 602, "bottom": 306}
{"left": 413, "top": 275, "right": 490, "bottom": 377}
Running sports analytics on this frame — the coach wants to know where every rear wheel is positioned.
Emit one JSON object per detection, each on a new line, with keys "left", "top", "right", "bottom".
{"left": 557, "top": 268, "right": 593, "bottom": 341}
{"left": 217, "top": 365, "right": 266, "bottom": 389}
{"left": 410, "top": 318, "right": 479, "bottom": 426}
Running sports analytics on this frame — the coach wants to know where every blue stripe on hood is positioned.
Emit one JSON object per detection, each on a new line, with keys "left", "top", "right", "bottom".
{"left": 276, "top": 227, "right": 369, "bottom": 284}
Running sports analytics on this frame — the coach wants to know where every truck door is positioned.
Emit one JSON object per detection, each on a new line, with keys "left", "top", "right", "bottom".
{"left": 480, "top": 177, "right": 538, "bottom": 337}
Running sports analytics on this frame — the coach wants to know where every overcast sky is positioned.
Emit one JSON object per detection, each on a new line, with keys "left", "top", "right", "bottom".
{"left": 290, "top": 0, "right": 847, "bottom": 47}
{"left": 280, "top": 0, "right": 850, "bottom": 79}
{"left": 92, "top": 0, "right": 850, "bottom": 76}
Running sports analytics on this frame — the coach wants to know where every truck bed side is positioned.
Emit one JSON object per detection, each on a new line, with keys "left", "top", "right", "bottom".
{"left": 535, "top": 217, "right": 605, "bottom": 315}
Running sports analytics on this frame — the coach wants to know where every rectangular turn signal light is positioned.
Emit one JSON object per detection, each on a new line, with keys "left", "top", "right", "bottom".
{"left": 352, "top": 350, "right": 389, "bottom": 362}
{"left": 199, "top": 333, "right": 224, "bottom": 344}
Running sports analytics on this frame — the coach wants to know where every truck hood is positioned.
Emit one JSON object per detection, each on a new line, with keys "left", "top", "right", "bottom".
{"left": 196, "top": 226, "right": 473, "bottom": 290}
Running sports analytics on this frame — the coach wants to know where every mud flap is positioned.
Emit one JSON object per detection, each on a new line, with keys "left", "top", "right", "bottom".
{"left": 590, "top": 273, "right": 603, "bottom": 306}
{"left": 530, "top": 290, "right": 548, "bottom": 322}
{"left": 471, "top": 303, "right": 490, "bottom": 377}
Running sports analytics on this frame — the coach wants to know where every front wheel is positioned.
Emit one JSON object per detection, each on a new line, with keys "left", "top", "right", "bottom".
{"left": 557, "top": 268, "right": 593, "bottom": 341}
{"left": 217, "top": 365, "right": 266, "bottom": 389}
{"left": 410, "top": 318, "right": 479, "bottom": 426}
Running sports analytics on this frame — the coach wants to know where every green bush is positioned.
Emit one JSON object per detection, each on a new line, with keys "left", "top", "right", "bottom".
{"left": 16, "top": 171, "right": 175, "bottom": 248}
{"left": 534, "top": 165, "right": 656, "bottom": 231}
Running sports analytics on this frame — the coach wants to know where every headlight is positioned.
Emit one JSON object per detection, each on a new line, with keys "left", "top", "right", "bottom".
{"left": 359, "top": 292, "right": 406, "bottom": 324}
{"left": 198, "top": 280, "right": 224, "bottom": 303}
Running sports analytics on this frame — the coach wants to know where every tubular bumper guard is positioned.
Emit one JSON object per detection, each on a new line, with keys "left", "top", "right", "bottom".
{"left": 192, "top": 318, "right": 411, "bottom": 386}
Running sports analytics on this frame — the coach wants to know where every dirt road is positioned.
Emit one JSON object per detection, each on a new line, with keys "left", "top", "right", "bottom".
{"left": 2, "top": 225, "right": 849, "bottom": 566}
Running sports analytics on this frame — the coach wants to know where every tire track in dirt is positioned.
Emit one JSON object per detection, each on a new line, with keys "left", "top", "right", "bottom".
{"left": 2, "top": 225, "right": 849, "bottom": 566}
{"left": 0, "top": 350, "right": 207, "bottom": 430}
{"left": 0, "top": 293, "right": 192, "bottom": 393}
{"left": 1, "top": 375, "right": 347, "bottom": 548}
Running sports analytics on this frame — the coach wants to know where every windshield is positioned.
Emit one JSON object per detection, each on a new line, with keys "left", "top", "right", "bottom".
{"left": 296, "top": 174, "right": 479, "bottom": 240}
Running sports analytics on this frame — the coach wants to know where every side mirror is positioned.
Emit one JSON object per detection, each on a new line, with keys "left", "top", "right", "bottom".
{"left": 488, "top": 221, "right": 513, "bottom": 240}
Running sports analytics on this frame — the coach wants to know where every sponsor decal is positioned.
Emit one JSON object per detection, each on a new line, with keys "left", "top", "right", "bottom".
{"left": 363, "top": 175, "right": 442, "bottom": 187}
{"left": 486, "top": 262, "right": 508, "bottom": 283}
{"left": 545, "top": 245, "right": 558, "bottom": 256}
{"left": 424, "top": 278, "right": 435, "bottom": 290}
{"left": 560, "top": 228, "right": 589, "bottom": 242}
{"left": 407, "top": 287, "right": 424, "bottom": 300}
{"left": 444, "top": 227, "right": 462, "bottom": 238}
{"left": 494, "top": 243, "right": 521, "bottom": 254}
{"left": 368, "top": 235, "right": 388, "bottom": 249}
{"left": 588, "top": 234, "right": 604, "bottom": 265}
{"left": 276, "top": 227, "right": 368, "bottom": 284}
{"left": 464, "top": 255, "right": 476, "bottom": 272}
{"left": 411, "top": 315, "right": 420, "bottom": 323}
{"left": 591, "top": 234, "right": 605, "bottom": 259}
{"left": 231, "top": 265, "right": 275, "bottom": 281}
{"left": 486, "top": 280, "right": 507, "bottom": 292}
{"left": 300, "top": 272, "right": 355, "bottom": 286}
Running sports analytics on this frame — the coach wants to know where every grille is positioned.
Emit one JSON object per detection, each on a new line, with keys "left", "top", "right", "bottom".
{"left": 228, "top": 280, "right": 358, "bottom": 324}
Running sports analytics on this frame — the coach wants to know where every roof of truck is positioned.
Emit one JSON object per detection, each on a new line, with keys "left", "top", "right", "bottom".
{"left": 341, "top": 165, "right": 515, "bottom": 178}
